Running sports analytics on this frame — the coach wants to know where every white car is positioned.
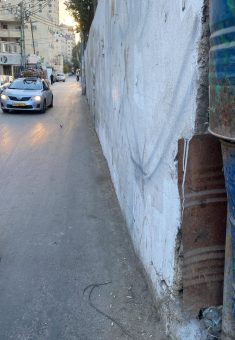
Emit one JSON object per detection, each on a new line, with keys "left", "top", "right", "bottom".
{"left": 1, "top": 77, "right": 53, "bottom": 113}
{"left": 56, "top": 73, "right": 65, "bottom": 82}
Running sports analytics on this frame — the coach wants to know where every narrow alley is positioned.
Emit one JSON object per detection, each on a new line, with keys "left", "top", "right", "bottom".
{"left": 0, "top": 78, "right": 166, "bottom": 340}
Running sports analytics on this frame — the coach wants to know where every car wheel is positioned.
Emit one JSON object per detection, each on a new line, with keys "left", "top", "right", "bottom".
{"left": 63, "top": 80, "right": 65, "bottom": 82}
{"left": 49, "top": 96, "right": 53, "bottom": 108}
{"left": 41, "top": 100, "right": 46, "bottom": 113}
{"left": 2, "top": 108, "right": 9, "bottom": 113}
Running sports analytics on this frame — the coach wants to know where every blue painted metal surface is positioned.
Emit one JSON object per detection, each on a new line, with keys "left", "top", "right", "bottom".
{"left": 209, "top": 0, "right": 235, "bottom": 140}
{"left": 222, "top": 141, "right": 235, "bottom": 318}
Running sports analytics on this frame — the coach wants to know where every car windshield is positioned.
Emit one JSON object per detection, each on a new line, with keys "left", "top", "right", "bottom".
{"left": 9, "top": 79, "right": 42, "bottom": 90}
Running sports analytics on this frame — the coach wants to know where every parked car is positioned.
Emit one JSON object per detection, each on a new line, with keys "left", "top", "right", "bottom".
{"left": 56, "top": 73, "right": 66, "bottom": 82}
{"left": 0, "top": 77, "right": 53, "bottom": 113}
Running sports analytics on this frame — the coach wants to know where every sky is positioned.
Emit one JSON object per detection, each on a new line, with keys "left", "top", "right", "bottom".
{"left": 59, "top": 0, "right": 80, "bottom": 42}
{"left": 59, "top": 0, "right": 76, "bottom": 26}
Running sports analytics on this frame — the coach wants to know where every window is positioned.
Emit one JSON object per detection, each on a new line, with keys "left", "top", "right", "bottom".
{"left": 13, "top": 66, "right": 21, "bottom": 77}
{"left": 3, "top": 65, "right": 11, "bottom": 75}
{"left": 9, "top": 79, "right": 43, "bottom": 90}
{"left": 2, "top": 24, "right": 8, "bottom": 29}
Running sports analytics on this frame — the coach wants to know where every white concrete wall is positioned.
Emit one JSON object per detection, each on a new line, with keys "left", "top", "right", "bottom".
{"left": 85, "top": 0, "right": 206, "bottom": 336}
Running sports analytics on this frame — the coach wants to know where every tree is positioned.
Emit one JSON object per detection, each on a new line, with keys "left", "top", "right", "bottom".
{"left": 72, "top": 43, "right": 81, "bottom": 69}
{"left": 63, "top": 59, "right": 72, "bottom": 73}
{"left": 65, "top": 0, "right": 97, "bottom": 43}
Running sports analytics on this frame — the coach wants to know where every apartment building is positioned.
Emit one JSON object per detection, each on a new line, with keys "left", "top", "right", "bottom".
{"left": 57, "top": 24, "right": 76, "bottom": 62}
{"left": 0, "top": 0, "right": 62, "bottom": 77}
{"left": 24, "top": 0, "right": 62, "bottom": 71}
{"left": 0, "top": 0, "right": 75, "bottom": 76}
{"left": 59, "top": 24, "right": 76, "bottom": 62}
{"left": 66, "top": 36, "right": 75, "bottom": 62}
{"left": 0, "top": 0, "right": 21, "bottom": 78}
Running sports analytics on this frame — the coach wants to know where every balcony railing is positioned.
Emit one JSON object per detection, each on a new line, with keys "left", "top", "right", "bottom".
{"left": 0, "top": 42, "right": 21, "bottom": 54}
{"left": 0, "top": 7, "right": 20, "bottom": 22}
{"left": 0, "top": 29, "right": 21, "bottom": 39}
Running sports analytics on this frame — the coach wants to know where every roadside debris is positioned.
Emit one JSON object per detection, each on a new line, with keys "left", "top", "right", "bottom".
{"left": 199, "top": 306, "right": 222, "bottom": 338}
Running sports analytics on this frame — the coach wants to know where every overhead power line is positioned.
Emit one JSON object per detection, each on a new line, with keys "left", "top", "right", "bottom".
{"left": 4, "top": 0, "right": 47, "bottom": 10}
{"left": 30, "top": 14, "right": 61, "bottom": 28}
{"left": 25, "top": 1, "right": 49, "bottom": 16}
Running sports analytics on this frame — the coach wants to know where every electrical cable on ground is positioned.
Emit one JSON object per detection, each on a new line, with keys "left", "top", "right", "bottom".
{"left": 83, "top": 282, "right": 136, "bottom": 340}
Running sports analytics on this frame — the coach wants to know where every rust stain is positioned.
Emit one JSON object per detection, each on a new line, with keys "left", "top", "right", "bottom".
{"left": 178, "top": 135, "right": 227, "bottom": 315}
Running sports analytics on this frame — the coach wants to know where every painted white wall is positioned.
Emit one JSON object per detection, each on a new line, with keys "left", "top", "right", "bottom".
{"left": 85, "top": 0, "right": 205, "bottom": 335}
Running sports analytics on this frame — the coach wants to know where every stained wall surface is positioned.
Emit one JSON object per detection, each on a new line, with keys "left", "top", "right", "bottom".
{"left": 85, "top": 0, "right": 205, "bottom": 332}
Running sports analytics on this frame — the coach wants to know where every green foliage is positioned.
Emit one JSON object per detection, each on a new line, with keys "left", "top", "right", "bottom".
{"left": 65, "top": 0, "right": 97, "bottom": 41}
{"left": 72, "top": 43, "right": 81, "bottom": 69}
{"left": 63, "top": 59, "right": 72, "bottom": 73}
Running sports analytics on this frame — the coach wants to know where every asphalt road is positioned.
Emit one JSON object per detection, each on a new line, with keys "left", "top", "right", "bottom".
{"left": 0, "top": 77, "right": 167, "bottom": 340}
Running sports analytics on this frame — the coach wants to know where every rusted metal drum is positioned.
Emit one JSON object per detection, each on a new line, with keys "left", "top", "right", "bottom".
{"left": 221, "top": 141, "right": 235, "bottom": 318}
{"left": 178, "top": 135, "right": 227, "bottom": 315}
{"left": 209, "top": 0, "right": 235, "bottom": 141}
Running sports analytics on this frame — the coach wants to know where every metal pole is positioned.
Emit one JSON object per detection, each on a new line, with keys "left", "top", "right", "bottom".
{"left": 221, "top": 141, "right": 235, "bottom": 339}
{"left": 30, "top": 19, "right": 36, "bottom": 55}
{"left": 20, "top": 1, "right": 23, "bottom": 69}
{"left": 22, "top": 2, "right": 25, "bottom": 68}
{"left": 20, "top": 1, "right": 25, "bottom": 69}
{"left": 209, "top": 2, "right": 235, "bottom": 336}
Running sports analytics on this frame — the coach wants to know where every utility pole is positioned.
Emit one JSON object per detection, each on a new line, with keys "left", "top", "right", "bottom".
{"left": 20, "top": 1, "right": 25, "bottom": 69}
{"left": 19, "top": 1, "right": 23, "bottom": 68}
{"left": 30, "top": 19, "right": 36, "bottom": 55}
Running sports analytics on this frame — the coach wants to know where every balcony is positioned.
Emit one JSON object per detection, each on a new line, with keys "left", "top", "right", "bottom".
{"left": 0, "top": 42, "right": 21, "bottom": 54}
{"left": 0, "top": 8, "right": 20, "bottom": 22}
{"left": 0, "top": 29, "right": 21, "bottom": 39}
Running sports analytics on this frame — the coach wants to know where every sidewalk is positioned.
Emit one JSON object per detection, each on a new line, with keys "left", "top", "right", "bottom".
{"left": 73, "top": 98, "right": 168, "bottom": 340}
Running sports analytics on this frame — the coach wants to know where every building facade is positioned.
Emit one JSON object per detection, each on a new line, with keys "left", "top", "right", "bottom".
{"left": 0, "top": 0, "right": 21, "bottom": 78}
{"left": 59, "top": 24, "right": 76, "bottom": 62}
{"left": 0, "top": 0, "right": 75, "bottom": 76}
{"left": 24, "top": 0, "right": 62, "bottom": 71}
